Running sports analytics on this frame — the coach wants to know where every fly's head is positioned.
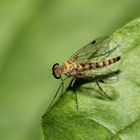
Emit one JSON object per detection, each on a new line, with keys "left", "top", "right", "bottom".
{"left": 52, "top": 63, "right": 62, "bottom": 79}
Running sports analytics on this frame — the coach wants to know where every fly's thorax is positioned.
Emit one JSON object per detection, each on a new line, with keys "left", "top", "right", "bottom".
{"left": 61, "top": 61, "right": 80, "bottom": 74}
{"left": 62, "top": 61, "right": 96, "bottom": 74}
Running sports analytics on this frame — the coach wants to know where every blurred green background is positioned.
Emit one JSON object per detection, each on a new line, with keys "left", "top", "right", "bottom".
{"left": 0, "top": 0, "right": 140, "bottom": 140}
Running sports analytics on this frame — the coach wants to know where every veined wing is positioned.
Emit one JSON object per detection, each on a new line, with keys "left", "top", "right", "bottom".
{"left": 75, "top": 68, "right": 119, "bottom": 84}
{"left": 69, "top": 36, "right": 118, "bottom": 63}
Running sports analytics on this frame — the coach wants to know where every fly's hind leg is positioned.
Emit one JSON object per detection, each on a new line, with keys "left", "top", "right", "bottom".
{"left": 96, "top": 81, "right": 112, "bottom": 100}
{"left": 70, "top": 78, "right": 79, "bottom": 110}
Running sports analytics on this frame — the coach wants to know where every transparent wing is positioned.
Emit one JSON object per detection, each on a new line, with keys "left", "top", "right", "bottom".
{"left": 101, "top": 75, "right": 119, "bottom": 84}
{"left": 94, "top": 68, "right": 119, "bottom": 84}
{"left": 75, "top": 68, "right": 119, "bottom": 84}
{"left": 69, "top": 36, "right": 118, "bottom": 63}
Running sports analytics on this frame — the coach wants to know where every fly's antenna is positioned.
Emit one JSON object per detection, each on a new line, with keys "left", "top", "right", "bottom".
{"left": 46, "top": 66, "right": 51, "bottom": 72}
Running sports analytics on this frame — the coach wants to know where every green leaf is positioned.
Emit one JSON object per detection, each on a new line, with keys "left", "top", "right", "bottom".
{"left": 42, "top": 17, "right": 140, "bottom": 140}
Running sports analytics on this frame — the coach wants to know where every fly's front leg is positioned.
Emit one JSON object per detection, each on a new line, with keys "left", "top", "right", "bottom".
{"left": 43, "top": 77, "right": 69, "bottom": 116}
{"left": 44, "top": 81, "right": 63, "bottom": 115}
{"left": 61, "top": 78, "right": 64, "bottom": 95}
{"left": 70, "top": 78, "right": 79, "bottom": 110}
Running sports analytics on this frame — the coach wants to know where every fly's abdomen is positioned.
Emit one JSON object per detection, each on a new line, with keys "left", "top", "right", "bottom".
{"left": 81, "top": 56, "right": 121, "bottom": 70}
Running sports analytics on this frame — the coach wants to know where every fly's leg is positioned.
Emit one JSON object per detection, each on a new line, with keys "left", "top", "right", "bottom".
{"left": 71, "top": 78, "right": 79, "bottom": 110}
{"left": 61, "top": 77, "right": 64, "bottom": 95}
{"left": 43, "top": 81, "right": 63, "bottom": 117}
{"left": 43, "top": 77, "right": 69, "bottom": 116}
{"left": 96, "top": 81, "right": 112, "bottom": 100}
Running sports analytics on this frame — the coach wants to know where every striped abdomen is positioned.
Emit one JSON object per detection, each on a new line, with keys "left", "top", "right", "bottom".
{"left": 62, "top": 56, "right": 121, "bottom": 74}
{"left": 80, "top": 56, "right": 121, "bottom": 70}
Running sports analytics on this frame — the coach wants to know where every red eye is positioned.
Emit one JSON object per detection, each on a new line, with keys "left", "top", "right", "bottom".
{"left": 52, "top": 63, "right": 61, "bottom": 79}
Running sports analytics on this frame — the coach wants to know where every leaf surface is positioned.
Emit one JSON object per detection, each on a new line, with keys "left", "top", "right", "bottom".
{"left": 42, "top": 17, "right": 140, "bottom": 140}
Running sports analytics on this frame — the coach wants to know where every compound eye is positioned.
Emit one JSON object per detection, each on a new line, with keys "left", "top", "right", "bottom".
{"left": 52, "top": 63, "right": 61, "bottom": 79}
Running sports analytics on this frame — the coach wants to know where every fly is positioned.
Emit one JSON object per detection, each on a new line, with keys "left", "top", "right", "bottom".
{"left": 48, "top": 37, "right": 121, "bottom": 112}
